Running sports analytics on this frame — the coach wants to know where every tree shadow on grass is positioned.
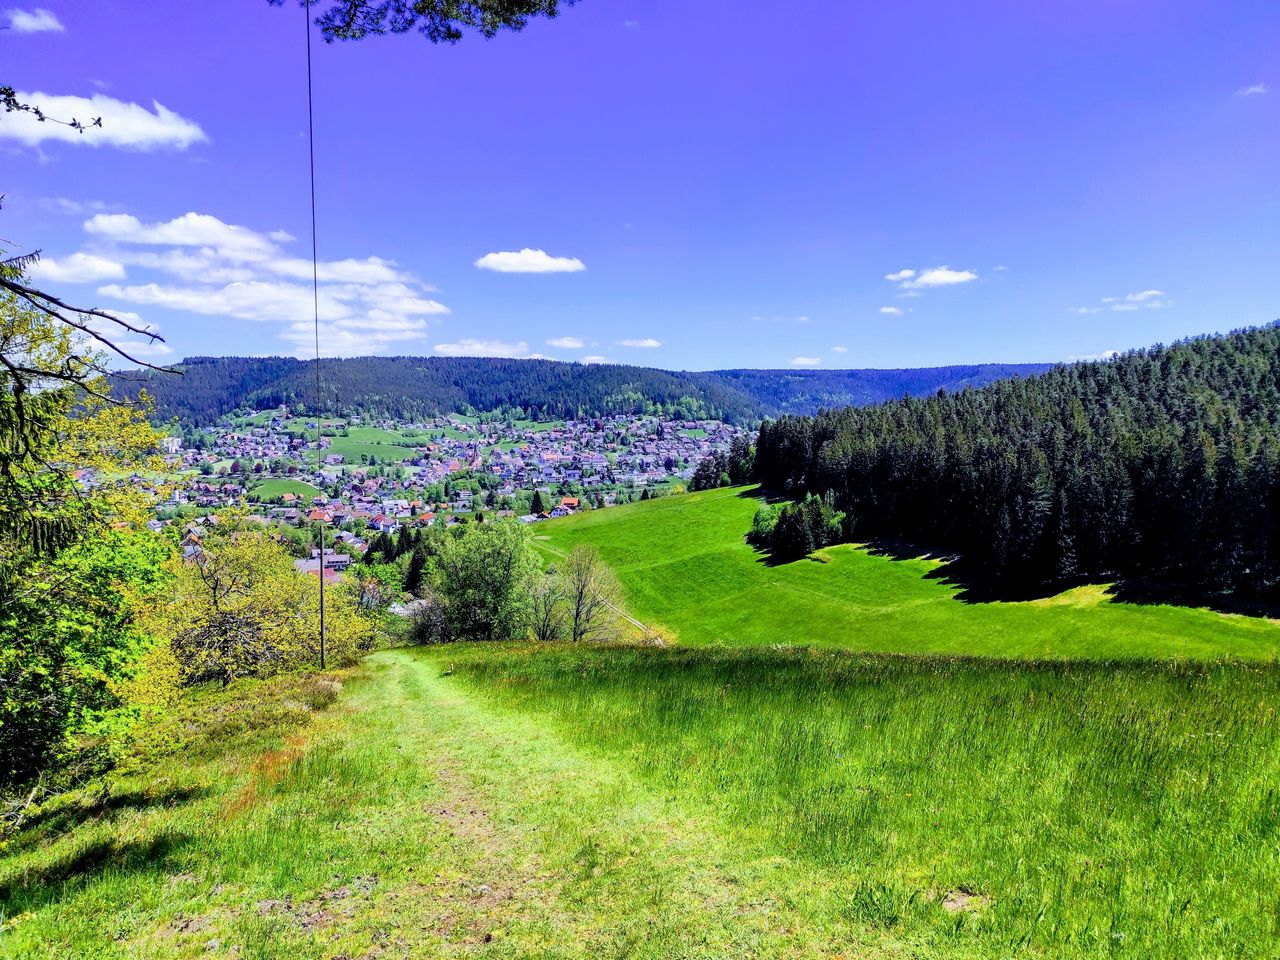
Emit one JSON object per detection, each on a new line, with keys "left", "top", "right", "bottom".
{"left": 0, "top": 829, "right": 192, "bottom": 910}
{"left": 863, "top": 538, "right": 1280, "bottom": 617}
{"left": 9, "top": 783, "right": 208, "bottom": 852}
{"left": 1107, "top": 577, "right": 1280, "bottom": 619}
{"left": 735, "top": 484, "right": 786, "bottom": 504}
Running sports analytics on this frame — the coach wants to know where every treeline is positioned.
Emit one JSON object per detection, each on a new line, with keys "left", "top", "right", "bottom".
{"left": 111, "top": 355, "right": 1051, "bottom": 428}
{"left": 755, "top": 324, "right": 1280, "bottom": 598}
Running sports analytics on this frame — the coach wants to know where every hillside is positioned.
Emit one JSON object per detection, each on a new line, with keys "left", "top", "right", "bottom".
{"left": 756, "top": 323, "right": 1280, "bottom": 597}
{"left": 110, "top": 355, "right": 1052, "bottom": 426}
{"left": 533, "top": 486, "right": 1280, "bottom": 660}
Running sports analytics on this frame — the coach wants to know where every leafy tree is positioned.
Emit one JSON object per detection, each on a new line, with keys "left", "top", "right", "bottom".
{"left": 429, "top": 521, "right": 540, "bottom": 641}
{"left": 0, "top": 287, "right": 169, "bottom": 789}
{"left": 403, "top": 543, "right": 428, "bottom": 595}
{"left": 285, "top": 0, "right": 578, "bottom": 44}
{"left": 558, "top": 545, "right": 622, "bottom": 643}
{"left": 145, "top": 521, "right": 375, "bottom": 688}
{"left": 529, "top": 572, "right": 568, "bottom": 642}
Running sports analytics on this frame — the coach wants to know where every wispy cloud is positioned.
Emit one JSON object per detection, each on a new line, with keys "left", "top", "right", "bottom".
{"left": 1236, "top": 83, "right": 1268, "bottom": 97}
{"left": 547, "top": 336, "right": 584, "bottom": 349}
{"left": 616, "top": 337, "right": 661, "bottom": 348}
{"left": 1072, "top": 289, "right": 1170, "bottom": 314}
{"left": 5, "top": 8, "right": 63, "bottom": 33}
{"left": 28, "top": 252, "right": 124, "bottom": 283}
{"left": 751, "top": 314, "right": 810, "bottom": 324}
{"left": 474, "top": 248, "right": 585, "bottom": 273}
{"left": 831, "top": 346, "right": 848, "bottom": 353}
{"left": 879, "top": 306, "right": 903, "bottom": 316}
{"left": 0, "top": 91, "right": 205, "bottom": 149}
{"left": 434, "top": 339, "right": 530, "bottom": 358}
{"left": 790, "top": 356, "right": 821, "bottom": 367}
{"left": 580, "top": 355, "right": 610, "bottom": 364}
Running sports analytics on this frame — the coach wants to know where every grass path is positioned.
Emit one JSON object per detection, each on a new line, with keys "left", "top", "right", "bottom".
{"left": 3, "top": 650, "right": 913, "bottom": 958}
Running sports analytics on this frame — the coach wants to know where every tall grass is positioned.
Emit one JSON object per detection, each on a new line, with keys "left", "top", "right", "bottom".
{"left": 447, "top": 644, "right": 1280, "bottom": 957}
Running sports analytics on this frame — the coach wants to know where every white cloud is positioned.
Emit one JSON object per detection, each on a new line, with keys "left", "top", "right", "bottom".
{"left": 897, "top": 266, "right": 978, "bottom": 290}
{"left": 1236, "top": 83, "right": 1268, "bottom": 97}
{"left": 0, "top": 92, "right": 205, "bottom": 149}
{"left": 884, "top": 269, "right": 916, "bottom": 282}
{"left": 580, "top": 356, "right": 610, "bottom": 364}
{"left": 790, "top": 356, "right": 821, "bottom": 367}
{"left": 434, "top": 339, "right": 531, "bottom": 358}
{"left": 68, "top": 209, "right": 445, "bottom": 357}
{"left": 1068, "top": 350, "right": 1120, "bottom": 362}
{"left": 474, "top": 248, "right": 585, "bottom": 273}
{"left": 547, "top": 336, "right": 584, "bottom": 349}
{"left": 1069, "top": 307, "right": 1103, "bottom": 315}
{"left": 879, "top": 306, "right": 903, "bottom": 316}
{"left": 6, "top": 8, "right": 63, "bottom": 32}
{"left": 86, "top": 212, "right": 277, "bottom": 261}
{"left": 28, "top": 252, "right": 124, "bottom": 283}
{"left": 616, "top": 337, "right": 662, "bottom": 348}
{"left": 1125, "top": 289, "right": 1164, "bottom": 302}
{"left": 831, "top": 346, "right": 848, "bottom": 353}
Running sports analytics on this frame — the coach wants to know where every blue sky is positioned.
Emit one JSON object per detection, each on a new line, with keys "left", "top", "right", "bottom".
{"left": 2, "top": 0, "right": 1277, "bottom": 369}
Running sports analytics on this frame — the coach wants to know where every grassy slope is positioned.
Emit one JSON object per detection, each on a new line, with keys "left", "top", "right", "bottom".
{"left": 535, "top": 486, "right": 1280, "bottom": 660}
{"left": 7, "top": 648, "right": 1278, "bottom": 959}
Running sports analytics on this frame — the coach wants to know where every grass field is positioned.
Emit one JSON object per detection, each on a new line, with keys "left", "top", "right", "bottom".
{"left": 534, "top": 486, "right": 1280, "bottom": 661}
{"left": 249, "top": 478, "right": 323, "bottom": 502}
{"left": 6, "top": 647, "right": 1278, "bottom": 958}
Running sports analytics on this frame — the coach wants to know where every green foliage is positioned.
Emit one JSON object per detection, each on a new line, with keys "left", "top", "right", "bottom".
{"left": 0, "top": 531, "right": 171, "bottom": 787}
{"left": 690, "top": 434, "right": 755, "bottom": 491}
{"left": 428, "top": 521, "right": 541, "bottom": 641}
{"left": 292, "top": 0, "right": 577, "bottom": 44}
{"left": 144, "top": 523, "right": 376, "bottom": 688}
{"left": 0, "top": 284, "right": 170, "bottom": 790}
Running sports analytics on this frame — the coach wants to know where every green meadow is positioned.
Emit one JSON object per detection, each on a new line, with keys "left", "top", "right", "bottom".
{"left": 249, "top": 477, "right": 323, "bottom": 502}
{"left": 534, "top": 486, "right": 1280, "bottom": 661}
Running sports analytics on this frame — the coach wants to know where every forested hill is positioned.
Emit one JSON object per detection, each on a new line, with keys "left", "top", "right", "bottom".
{"left": 111, "top": 355, "right": 1051, "bottom": 426}
{"left": 754, "top": 323, "right": 1280, "bottom": 600}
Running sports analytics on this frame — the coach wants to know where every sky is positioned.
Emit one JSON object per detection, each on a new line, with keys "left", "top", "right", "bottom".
{"left": 2, "top": 0, "right": 1277, "bottom": 370}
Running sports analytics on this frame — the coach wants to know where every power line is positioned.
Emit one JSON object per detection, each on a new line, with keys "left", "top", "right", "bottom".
{"left": 303, "top": 0, "right": 326, "bottom": 670}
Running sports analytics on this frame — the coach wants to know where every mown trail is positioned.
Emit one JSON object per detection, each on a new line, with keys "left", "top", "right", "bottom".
{"left": 346, "top": 648, "right": 883, "bottom": 958}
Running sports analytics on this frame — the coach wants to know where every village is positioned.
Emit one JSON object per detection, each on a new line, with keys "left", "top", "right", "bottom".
{"left": 145, "top": 409, "right": 747, "bottom": 569}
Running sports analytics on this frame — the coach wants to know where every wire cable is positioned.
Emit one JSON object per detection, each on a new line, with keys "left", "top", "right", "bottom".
{"left": 303, "top": 0, "right": 326, "bottom": 670}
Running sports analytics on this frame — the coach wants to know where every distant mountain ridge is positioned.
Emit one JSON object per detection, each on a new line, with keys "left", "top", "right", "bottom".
{"left": 112, "top": 355, "right": 1054, "bottom": 426}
